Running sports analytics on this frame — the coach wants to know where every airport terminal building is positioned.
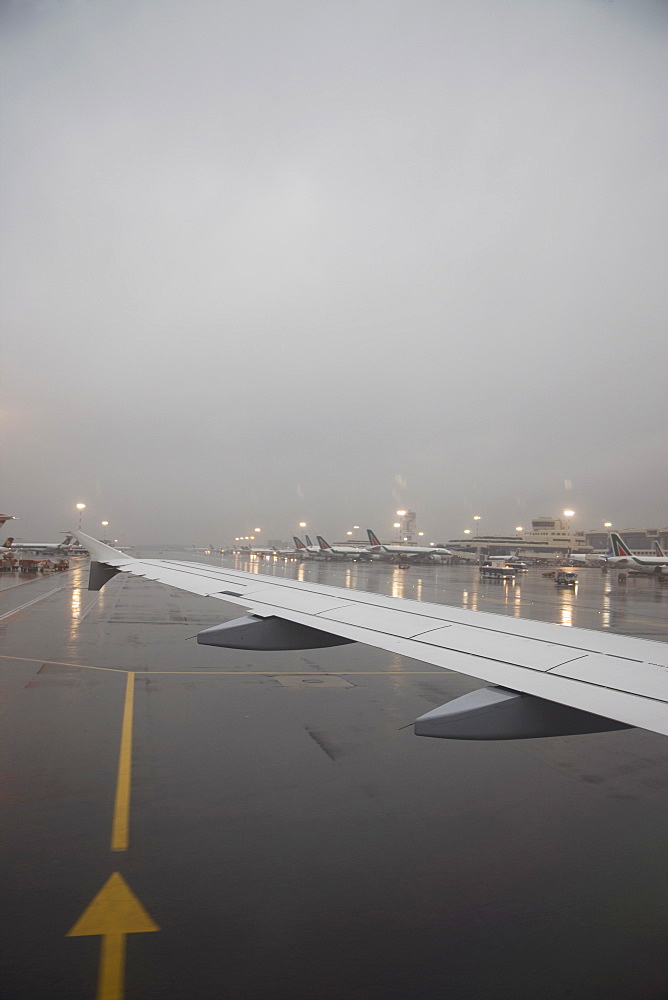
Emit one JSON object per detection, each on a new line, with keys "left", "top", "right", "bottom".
{"left": 445, "top": 517, "right": 668, "bottom": 563}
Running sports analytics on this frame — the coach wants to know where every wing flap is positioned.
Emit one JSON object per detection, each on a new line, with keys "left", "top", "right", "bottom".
{"left": 418, "top": 625, "right": 591, "bottom": 671}
{"left": 552, "top": 655, "right": 668, "bottom": 701}
{"left": 318, "top": 605, "right": 448, "bottom": 638}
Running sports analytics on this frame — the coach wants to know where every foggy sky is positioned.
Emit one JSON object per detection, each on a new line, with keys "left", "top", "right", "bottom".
{"left": 2, "top": 0, "right": 667, "bottom": 545}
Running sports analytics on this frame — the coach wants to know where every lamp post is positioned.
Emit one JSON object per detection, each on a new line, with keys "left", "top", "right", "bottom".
{"left": 76, "top": 503, "right": 86, "bottom": 531}
{"left": 473, "top": 515, "right": 481, "bottom": 537}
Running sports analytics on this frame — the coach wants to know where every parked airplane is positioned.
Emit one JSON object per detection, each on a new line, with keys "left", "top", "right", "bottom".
{"left": 316, "top": 536, "right": 371, "bottom": 561}
{"left": 608, "top": 533, "right": 668, "bottom": 575}
{"left": 567, "top": 550, "right": 607, "bottom": 567}
{"left": 75, "top": 530, "right": 668, "bottom": 741}
{"left": 366, "top": 529, "right": 452, "bottom": 563}
{"left": 2, "top": 533, "right": 81, "bottom": 554}
{"left": 293, "top": 536, "right": 320, "bottom": 558}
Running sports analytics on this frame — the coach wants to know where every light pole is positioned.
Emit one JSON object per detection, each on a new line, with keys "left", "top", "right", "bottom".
{"left": 473, "top": 515, "right": 481, "bottom": 537}
{"left": 101, "top": 520, "right": 109, "bottom": 540}
{"left": 76, "top": 503, "right": 86, "bottom": 531}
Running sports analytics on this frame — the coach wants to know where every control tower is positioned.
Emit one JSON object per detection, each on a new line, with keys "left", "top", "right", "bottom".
{"left": 396, "top": 509, "right": 417, "bottom": 543}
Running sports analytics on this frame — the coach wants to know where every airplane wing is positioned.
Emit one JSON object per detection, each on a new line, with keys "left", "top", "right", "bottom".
{"left": 75, "top": 532, "right": 668, "bottom": 741}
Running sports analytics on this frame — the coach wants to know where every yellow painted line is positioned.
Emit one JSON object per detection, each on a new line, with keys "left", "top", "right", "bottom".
{"left": 0, "top": 653, "right": 128, "bottom": 673}
{"left": 111, "top": 673, "right": 135, "bottom": 852}
{"left": 0, "top": 655, "right": 447, "bottom": 674}
{"left": 67, "top": 872, "right": 159, "bottom": 1000}
{"left": 98, "top": 934, "right": 126, "bottom": 1000}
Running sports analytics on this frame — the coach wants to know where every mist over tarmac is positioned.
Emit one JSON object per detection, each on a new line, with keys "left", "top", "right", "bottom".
{"left": 2, "top": 0, "right": 666, "bottom": 544}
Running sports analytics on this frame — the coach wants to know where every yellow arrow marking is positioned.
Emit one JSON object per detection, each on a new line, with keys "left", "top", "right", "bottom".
{"left": 67, "top": 872, "right": 159, "bottom": 1000}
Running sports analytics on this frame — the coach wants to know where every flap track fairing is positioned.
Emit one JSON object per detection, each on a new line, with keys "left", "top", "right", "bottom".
{"left": 197, "top": 615, "right": 356, "bottom": 651}
{"left": 414, "top": 685, "right": 632, "bottom": 740}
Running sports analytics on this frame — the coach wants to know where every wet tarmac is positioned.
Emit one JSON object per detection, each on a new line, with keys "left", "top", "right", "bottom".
{"left": 2, "top": 556, "right": 668, "bottom": 1000}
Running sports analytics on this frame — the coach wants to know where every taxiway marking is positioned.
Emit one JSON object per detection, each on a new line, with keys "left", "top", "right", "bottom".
{"left": 0, "top": 586, "right": 63, "bottom": 620}
{"left": 111, "top": 673, "right": 135, "bottom": 852}
{"left": 68, "top": 871, "right": 159, "bottom": 1000}
{"left": 0, "top": 653, "right": 448, "bottom": 675}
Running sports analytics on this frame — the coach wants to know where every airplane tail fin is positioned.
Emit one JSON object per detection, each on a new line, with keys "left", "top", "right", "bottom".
{"left": 654, "top": 540, "right": 666, "bottom": 558}
{"left": 610, "top": 532, "right": 633, "bottom": 558}
{"left": 3, "top": 537, "right": 14, "bottom": 548}
{"left": 317, "top": 535, "right": 332, "bottom": 551}
{"left": 305, "top": 534, "right": 314, "bottom": 547}
{"left": 367, "top": 529, "right": 382, "bottom": 547}
{"left": 293, "top": 536, "right": 306, "bottom": 550}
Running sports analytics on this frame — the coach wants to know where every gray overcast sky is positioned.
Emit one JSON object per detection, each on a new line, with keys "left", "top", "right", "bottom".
{"left": 2, "top": 0, "right": 666, "bottom": 544}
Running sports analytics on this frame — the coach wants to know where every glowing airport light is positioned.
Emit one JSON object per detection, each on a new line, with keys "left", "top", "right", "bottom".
{"left": 464, "top": 529, "right": 471, "bottom": 535}
{"left": 254, "top": 527, "right": 261, "bottom": 532}
{"left": 473, "top": 515, "right": 481, "bottom": 520}
{"left": 397, "top": 510, "right": 407, "bottom": 516}
{"left": 515, "top": 526, "right": 523, "bottom": 532}
{"left": 299, "top": 522, "right": 307, "bottom": 528}
{"left": 101, "top": 521, "right": 109, "bottom": 527}
{"left": 563, "top": 509, "right": 575, "bottom": 518}
{"left": 75, "top": 502, "right": 86, "bottom": 530}
{"left": 347, "top": 531, "right": 352, "bottom": 536}
{"left": 604, "top": 522, "right": 612, "bottom": 528}
{"left": 418, "top": 532, "right": 424, "bottom": 536}
{"left": 353, "top": 525, "right": 359, "bottom": 530}
{"left": 393, "top": 522, "right": 400, "bottom": 528}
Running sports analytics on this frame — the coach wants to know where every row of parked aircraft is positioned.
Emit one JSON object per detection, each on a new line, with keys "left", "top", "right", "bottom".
{"left": 567, "top": 535, "right": 668, "bottom": 575}
{"left": 230, "top": 530, "right": 454, "bottom": 565}
{"left": 2, "top": 533, "right": 87, "bottom": 555}
{"left": 230, "top": 530, "right": 668, "bottom": 574}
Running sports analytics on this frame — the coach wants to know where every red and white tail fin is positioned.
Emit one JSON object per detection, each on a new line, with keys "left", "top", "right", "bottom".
{"left": 654, "top": 539, "right": 666, "bottom": 558}
{"left": 610, "top": 532, "right": 633, "bottom": 558}
{"left": 317, "top": 535, "right": 332, "bottom": 551}
{"left": 366, "top": 529, "right": 382, "bottom": 547}
{"left": 293, "top": 536, "right": 307, "bottom": 550}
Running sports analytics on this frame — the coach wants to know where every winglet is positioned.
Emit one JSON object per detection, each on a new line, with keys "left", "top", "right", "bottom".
{"left": 73, "top": 531, "right": 131, "bottom": 564}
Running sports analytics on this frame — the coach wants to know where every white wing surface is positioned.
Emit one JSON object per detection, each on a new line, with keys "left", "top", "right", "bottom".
{"left": 76, "top": 532, "right": 668, "bottom": 741}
